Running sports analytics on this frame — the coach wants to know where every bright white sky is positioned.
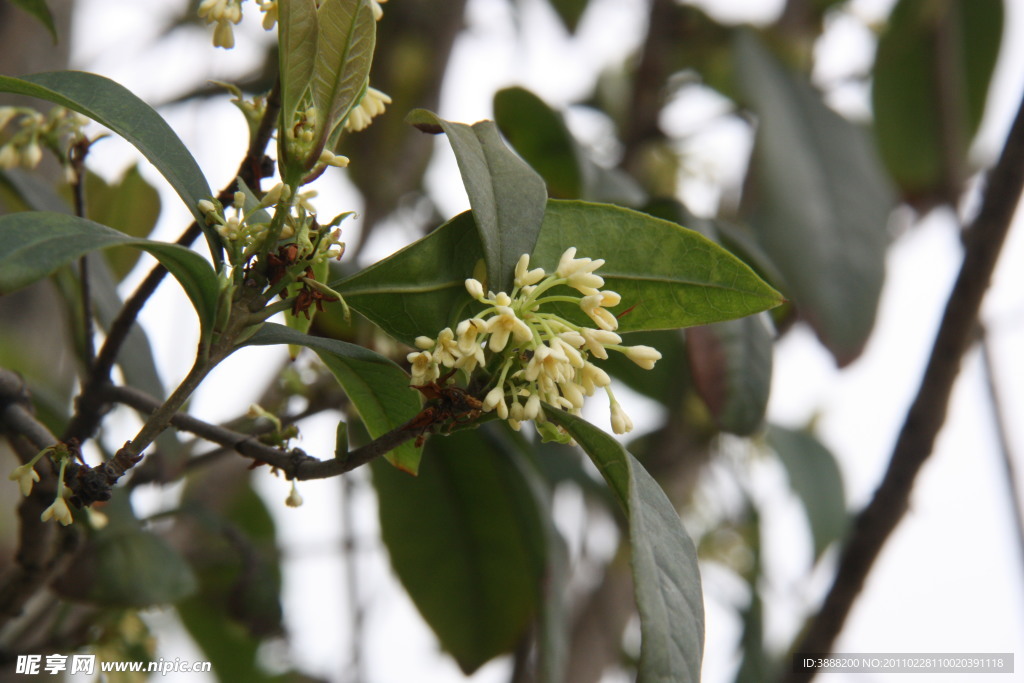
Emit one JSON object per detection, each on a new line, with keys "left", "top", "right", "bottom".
{"left": 57, "top": 0, "right": 1024, "bottom": 681}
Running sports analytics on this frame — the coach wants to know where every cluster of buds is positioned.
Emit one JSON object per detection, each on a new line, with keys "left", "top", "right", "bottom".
{"left": 198, "top": 184, "right": 345, "bottom": 267}
{"left": 0, "top": 106, "right": 88, "bottom": 179}
{"left": 408, "top": 249, "right": 661, "bottom": 437}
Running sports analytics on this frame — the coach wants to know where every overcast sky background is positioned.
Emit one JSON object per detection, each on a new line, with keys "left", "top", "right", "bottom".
{"left": 56, "top": 0, "right": 1024, "bottom": 681}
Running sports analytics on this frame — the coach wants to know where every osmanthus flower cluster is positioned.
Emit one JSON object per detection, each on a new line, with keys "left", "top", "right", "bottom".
{"left": 408, "top": 248, "right": 662, "bottom": 437}
{"left": 9, "top": 444, "right": 74, "bottom": 526}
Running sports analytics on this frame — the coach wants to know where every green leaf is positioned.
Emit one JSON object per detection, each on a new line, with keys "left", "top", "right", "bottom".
{"left": 278, "top": 0, "right": 318, "bottom": 133}
{"left": 873, "top": 0, "right": 1003, "bottom": 203}
{"left": 333, "top": 210, "right": 482, "bottom": 346}
{"left": 407, "top": 108, "right": 548, "bottom": 294}
{"left": 0, "top": 211, "right": 219, "bottom": 334}
{"left": 0, "top": 71, "right": 218, "bottom": 258}
{"left": 81, "top": 165, "right": 162, "bottom": 281}
{"left": 371, "top": 427, "right": 547, "bottom": 674}
{"left": 530, "top": 200, "right": 784, "bottom": 332}
{"left": 544, "top": 408, "right": 704, "bottom": 683}
{"left": 686, "top": 315, "right": 773, "bottom": 435}
{"left": 55, "top": 525, "right": 197, "bottom": 607}
{"left": 10, "top": 0, "right": 57, "bottom": 41}
{"left": 767, "top": 425, "right": 848, "bottom": 562}
{"left": 735, "top": 31, "right": 894, "bottom": 365}
{"left": 335, "top": 200, "right": 782, "bottom": 346}
{"left": 244, "top": 323, "right": 422, "bottom": 473}
{"left": 313, "top": 0, "right": 376, "bottom": 143}
{"left": 494, "top": 87, "right": 583, "bottom": 199}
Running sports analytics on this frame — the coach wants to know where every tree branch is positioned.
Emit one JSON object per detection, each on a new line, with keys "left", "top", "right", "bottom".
{"left": 780, "top": 91, "right": 1024, "bottom": 683}
{"left": 100, "top": 383, "right": 420, "bottom": 482}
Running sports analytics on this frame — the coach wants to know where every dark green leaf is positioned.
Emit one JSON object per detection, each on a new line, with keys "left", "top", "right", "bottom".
{"left": 494, "top": 87, "right": 582, "bottom": 198}
{"left": 333, "top": 210, "right": 482, "bottom": 346}
{"left": 544, "top": 408, "right": 704, "bottom": 683}
{"left": 530, "top": 200, "right": 784, "bottom": 332}
{"left": 767, "top": 425, "right": 848, "bottom": 561}
{"left": 0, "top": 71, "right": 218, "bottom": 258}
{"left": 407, "top": 108, "right": 547, "bottom": 293}
{"left": 735, "top": 31, "right": 893, "bottom": 365}
{"left": 244, "top": 322, "right": 422, "bottom": 473}
{"left": 873, "top": 0, "right": 1003, "bottom": 203}
{"left": 0, "top": 211, "right": 219, "bottom": 334}
{"left": 686, "top": 314, "right": 772, "bottom": 435}
{"left": 56, "top": 528, "right": 197, "bottom": 607}
{"left": 372, "top": 427, "right": 547, "bottom": 674}
{"left": 10, "top": 0, "right": 57, "bottom": 41}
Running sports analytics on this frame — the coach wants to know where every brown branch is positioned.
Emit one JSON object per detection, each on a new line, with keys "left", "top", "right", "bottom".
{"left": 101, "top": 383, "right": 419, "bottom": 482}
{"left": 780, "top": 90, "right": 1024, "bottom": 683}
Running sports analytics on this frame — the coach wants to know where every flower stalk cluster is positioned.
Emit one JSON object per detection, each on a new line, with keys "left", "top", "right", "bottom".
{"left": 409, "top": 249, "right": 661, "bottom": 437}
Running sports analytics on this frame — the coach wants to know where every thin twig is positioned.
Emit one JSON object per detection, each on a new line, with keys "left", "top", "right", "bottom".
{"left": 100, "top": 383, "right": 419, "bottom": 481}
{"left": 978, "top": 329, "right": 1024, "bottom": 584}
{"left": 780, "top": 91, "right": 1024, "bottom": 683}
{"left": 70, "top": 138, "right": 95, "bottom": 370}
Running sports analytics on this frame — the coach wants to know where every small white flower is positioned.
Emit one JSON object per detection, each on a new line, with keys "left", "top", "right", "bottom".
{"left": 580, "top": 328, "right": 621, "bottom": 359}
{"left": 8, "top": 463, "right": 40, "bottom": 497}
{"left": 0, "top": 144, "right": 21, "bottom": 169}
{"left": 624, "top": 345, "right": 662, "bottom": 370}
{"left": 456, "top": 318, "right": 488, "bottom": 355}
{"left": 212, "top": 19, "right": 236, "bottom": 48}
{"left": 523, "top": 393, "right": 541, "bottom": 420}
{"left": 41, "top": 497, "right": 73, "bottom": 526}
{"left": 550, "top": 337, "right": 584, "bottom": 368}
{"left": 580, "top": 362, "right": 611, "bottom": 394}
{"left": 285, "top": 481, "right": 303, "bottom": 508}
{"left": 21, "top": 141, "right": 42, "bottom": 168}
{"left": 414, "top": 336, "right": 436, "bottom": 350}
{"left": 556, "top": 247, "right": 604, "bottom": 278}
{"left": 408, "top": 351, "right": 439, "bottom": 386}
{"left": 433, "top": 328, "right": 460, "bottom": 367}
{"left": 487, "top": 307, "right": 532, "bottom": 352}
{"left": 514, "top": 254, "right": 546, "bottom": 287}
{"left": 258, "top": 0, "right": 278, "bottom": 29}
{"left": 579, "top": 295, "right": 619, "bottom": 331}
{"left": 344, "top": 87, "right": 392, "bottom": 132}
{"left": 566, "top": 271, "right": 605, "bottom": 296}
{"left": 370, "top": 0, "right": 388, "bottom": 21}
{"left": 465, "top": 278, "right": 485, "bottom": 300}
{"left": 560, "top": 380, "right": 585, "bottom": 410}
{"left": 319, "top": 149, "right": 351, "bottom": 168}
{"left": 482, "top": 387, "right": 508, "bottom": 419}
{"left": 610, "top": 401, "right": 633, "bottom": 435}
